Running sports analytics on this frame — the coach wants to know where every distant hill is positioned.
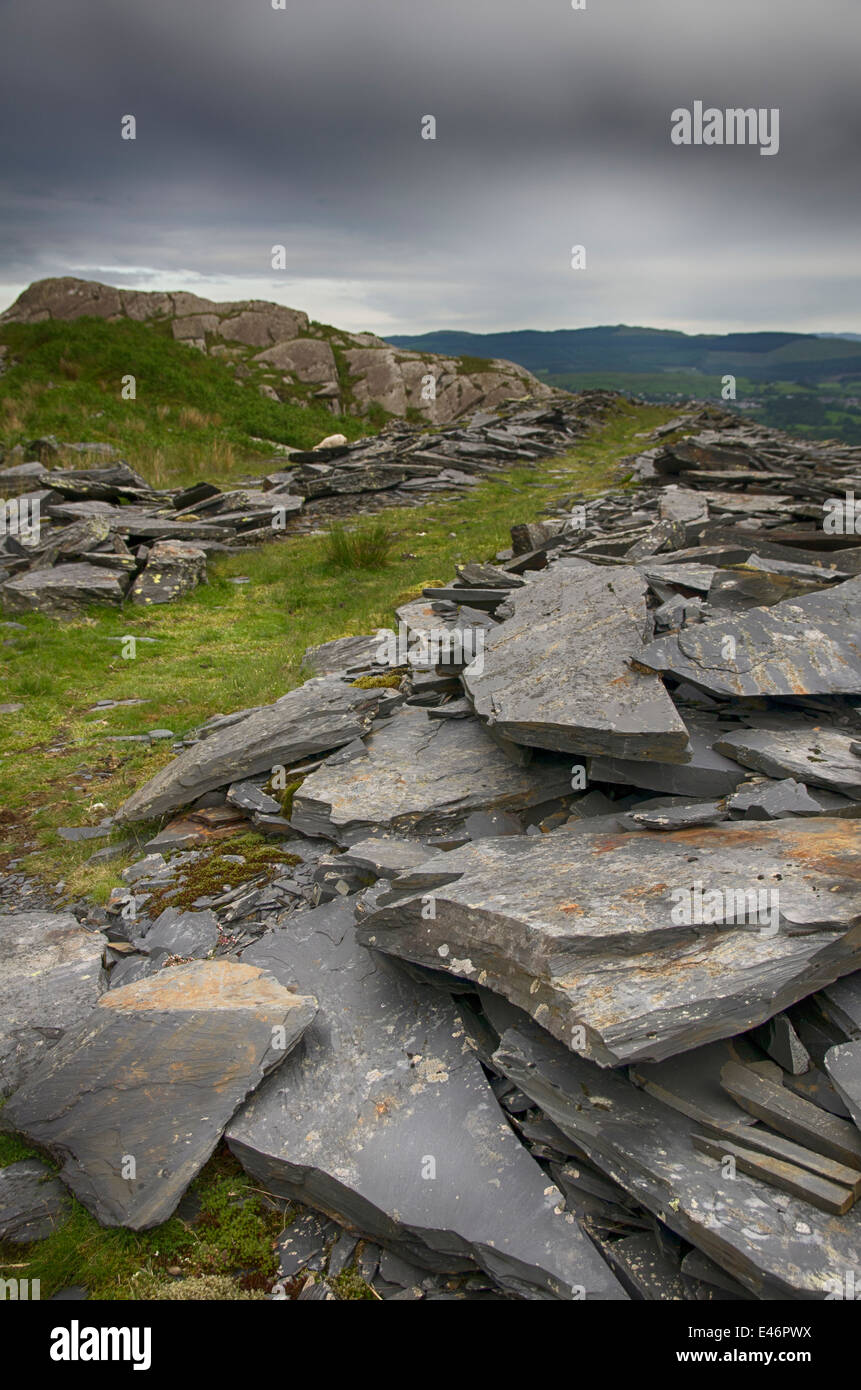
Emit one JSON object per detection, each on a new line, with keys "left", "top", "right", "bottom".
{"left": 387, "top": 324, "right": 861, "bottom": 382}
{"left": 387, "top": 324, "right": 861, "bottom": 444}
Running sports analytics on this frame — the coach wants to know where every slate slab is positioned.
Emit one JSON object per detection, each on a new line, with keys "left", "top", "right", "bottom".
{"left": 1, "top": 562, "right": 128, "bottom": 613}
{"left": 358, "top": 818, "right": 861, "bottom": 1066}
{"left": 715, "top": 725, "right": 861, "bottom": 800}
{"left": 117, "top": 678, "right": 401, "bottom": 822}
{"left": 494, "top": 1019, "right": 861, "bottom": 1299}
{"left": 1, "top": 961, "right": 317, "bottom": 1229}
{"left": 0, "top": 912, "right": 107, "bottom": 1097}
{"left": 291, "top": 704, "right": 574, "bottom": 845}
{"left": 639, "top": 577, "right": 861, "bottom": 698}
{"left": 462, "top": 565, "right": 689, "bottom": 762}
{"left": 226, "top": 898, "right": 625, "bottom": 1300}
{"left": 0, "top": 1159, "right": 71, "bottom": 1243}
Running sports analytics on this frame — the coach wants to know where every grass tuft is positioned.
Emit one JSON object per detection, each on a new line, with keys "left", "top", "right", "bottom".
{"left": 323, "top": 519, "right": 396, "bottom": 570}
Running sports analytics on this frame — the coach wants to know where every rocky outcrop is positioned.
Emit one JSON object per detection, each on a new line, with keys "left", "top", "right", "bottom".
{"left": 0, "top": 278, "right": 548, "bottom": 424}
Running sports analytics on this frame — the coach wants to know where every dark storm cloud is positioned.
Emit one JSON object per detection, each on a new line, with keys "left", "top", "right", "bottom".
{"left": 0, "top": 0, "right": 858, "bottom": 332}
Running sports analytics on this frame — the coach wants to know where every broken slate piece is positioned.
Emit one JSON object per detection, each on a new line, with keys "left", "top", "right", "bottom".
{"left": 1, "top": 562, "right": 128, "bottom": 614}
{"left": 117, "top": 678, "right": 400, "bottom": 822}
{"left": 750, "top": 1013, "right": 811, "bottom": 1075}
{"left": 0, "top": 1159, "right": 71, "bottom": 1243}
{"left": 639, "top": 577, "right": 861, "bottom": 698}
{"left": 130, "top": 539, "right": 206, "bottom": 606}
{"left": 358, "top": 817, "right": 861, "bottom": 1066}
{"left": 290, "top": 704, "right": 574, "bottom": 845}
{"left": 226, "top": 897, "right": 625, "bottom": 1300}
{"left": 462, "top": 565, "right": 689, "bottom": 762}
{"left": 1, "top": 961, "right": 317, "bottom": 1229}
{"left": 226, "top": 780, "right": 281, "bottom": 815}
{"left": 824, "top": 1042, "right": 861, "bottom": 1132}
{"left": 138, "top": 908, "right": 219, "bottom": 959}
{"left": 714, "top": 725, "right": 861, "bottom": 800}
{"left": 493, "top": 1019, "right": 861, "bottom": 1299}
{"left": 720, "top": 1061, "right": 861, "bottom": 1168}
{"left": 589, "top": 710, "right": 746, "bottom": 798}
{"left": 0, "top": 912, "right": 107, "bottom": 1096}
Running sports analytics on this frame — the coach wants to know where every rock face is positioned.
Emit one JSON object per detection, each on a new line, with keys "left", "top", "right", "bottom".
{"left": 358, "top": 819, "right": 861, "bottom": 1066}
{"left": 0, "top": 912, "right": 107, "bottom": 1096}
{"left": 291, "top": 703, "right": 575, "bottom": 845}
{"left": 1, "top": 961, "right": 317, "bottom": 1229}
{"left": 226, "top": 898, "right": 625, "bottom": 1300}
{"left": 117, "top": 678, "right": 401, "bottom": 822}
{"left": 0, "top": 277, "right": 548, "bottom": 425}
{"left": 462, "top": 565, "right": 690, "bottom": 761}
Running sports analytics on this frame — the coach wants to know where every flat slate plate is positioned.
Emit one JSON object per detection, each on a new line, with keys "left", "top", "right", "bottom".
{"left": 226, "top": 898, "right": 625, "bottom": 1301}
{"left": 358, "top": 817, "right": 861, "bottom": 1066}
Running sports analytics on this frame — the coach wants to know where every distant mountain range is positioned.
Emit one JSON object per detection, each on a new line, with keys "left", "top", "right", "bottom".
{"left": 387, "top": 325, "right": 861, "bottom": 444}
{"left": 387, "top": 325, "right": 861, "bottom": 382}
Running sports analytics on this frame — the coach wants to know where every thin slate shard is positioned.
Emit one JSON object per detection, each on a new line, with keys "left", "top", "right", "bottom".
{"left": 226, "top": 898, "right": 626, "bottom": 1301}
{"left": 357, "top": 818, "right": 861, "bottom": 1066}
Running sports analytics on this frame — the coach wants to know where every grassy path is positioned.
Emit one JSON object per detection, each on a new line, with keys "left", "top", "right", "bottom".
{"left": 0, "top": 397, "right": 677, "bottom": 901}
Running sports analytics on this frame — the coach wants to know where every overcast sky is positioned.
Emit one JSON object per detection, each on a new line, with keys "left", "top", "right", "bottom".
{"left": 0, "top": 0, "right": 858, "bottom": 336}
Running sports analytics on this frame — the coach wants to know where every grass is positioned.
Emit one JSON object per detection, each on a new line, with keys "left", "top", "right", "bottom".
{"left": 0, "top": 319, "right": 376, "bottom": 489}
{"left": 0, "top": 1130, "right": 289, "bottom": 1300}
{"left": 0, "top": 395, "right": 681, "bottom": 903}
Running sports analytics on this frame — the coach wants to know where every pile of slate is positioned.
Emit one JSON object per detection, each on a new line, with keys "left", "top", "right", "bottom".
{"left": 0, "top": 392, "right": 621, "bottom": 614}
{"left": 3, "top": 407, "right": 861, "bottom": 1301}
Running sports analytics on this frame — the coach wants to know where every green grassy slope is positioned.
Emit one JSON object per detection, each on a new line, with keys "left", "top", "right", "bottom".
{"left": 0, "top": 319, "right": 374, "bottom": 488}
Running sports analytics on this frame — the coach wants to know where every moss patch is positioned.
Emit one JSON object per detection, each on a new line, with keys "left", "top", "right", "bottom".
{"left": 145, "top": 834, "right": 300, "bottom": 915}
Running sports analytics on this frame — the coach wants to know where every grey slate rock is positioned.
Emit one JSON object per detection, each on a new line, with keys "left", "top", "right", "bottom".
{"left": 226, "top": 780, "right": 281, "bottom": 815}
{"left": 715, "top": 725, "right": 861, "bottom": 799}
{"left": 824, "top": 1042, "right": 861, "bottom": 1131}
{"left": 291, "top": 704, "right": 575, "bottom": 846}
{"left": 300, "top": 633, "right": 389, "bottom": 676}
{"left": 226, "top": 898, "right": 625, "bottom": 1300}
{"left": 358, "top": 817, "right": 861, "bottom": 1066}
{"left": 0, "top": 912, "right": 107, "bottom": 1096}
{"left": 0, "top": 1159, "right": 71, "bottom": 1243}
{"left": 1, "top": 562, "right": 128, "bottom": 613}
{"left": 138, "top": 908, "right": 219, "bottom": 959}
{"left": 117, "top": 678, "right": 400, "bottom": 822}
{"left": 1, "top": 961, "right": 317, "bottom": 1229}
{"left": 639, "top": 577, "right": 861, "bottom": 698}
{"left": 462, "top": 566, "right": 689, "bottom": 762}
{"left": 589, "top": 710, "right": 746, "bottom": 797}
{"left": 494, "top": 1019, "right": 861, "bottom": 1299}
